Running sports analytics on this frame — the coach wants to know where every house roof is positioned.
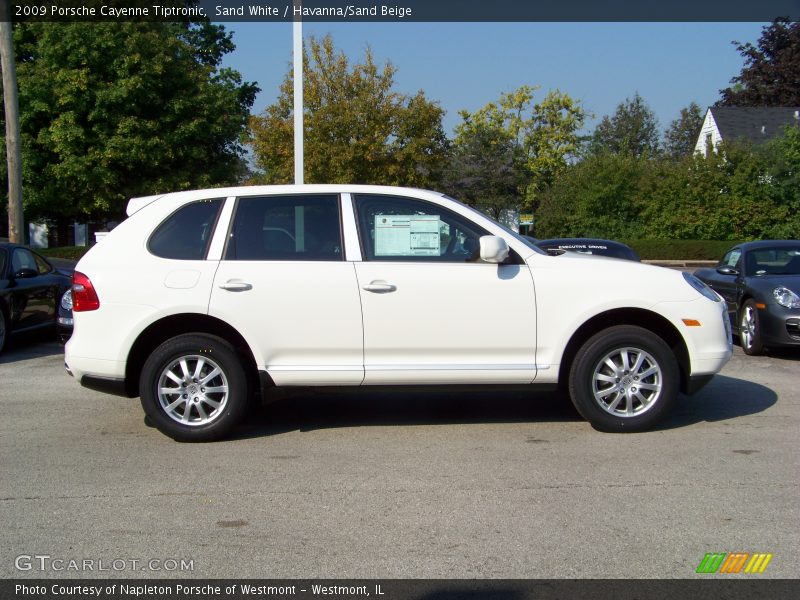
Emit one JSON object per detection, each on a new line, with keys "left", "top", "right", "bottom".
{"left": 710, "top": 107, "right": 800, "bottom": 144}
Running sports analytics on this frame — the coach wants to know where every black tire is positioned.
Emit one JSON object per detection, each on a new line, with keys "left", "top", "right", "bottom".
{"left": 739, "top": 299, "right": 764, "bottom": 356}
{"left": 568, "top": 325, "right": 679, "bottom": 433}
{"left": 139, "top": 333, "right": 250, "bottom": 442}
{"left": 0, "top": 307, "right": 6, "bottom": 354}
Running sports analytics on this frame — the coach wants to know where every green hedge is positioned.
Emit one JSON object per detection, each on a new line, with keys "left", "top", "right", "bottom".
{"left": 41, "top": 246, "right": 91, "bottom": 261}
{"left": 622, "top": 239, "right": 745, "bottom": 261}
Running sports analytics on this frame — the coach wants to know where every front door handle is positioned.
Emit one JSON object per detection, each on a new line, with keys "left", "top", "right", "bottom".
{"left": 362, "top": 280, "right": 397, "bottom": 293}
{"left": 219, "top": 280, "right": 252, "bottom": 292}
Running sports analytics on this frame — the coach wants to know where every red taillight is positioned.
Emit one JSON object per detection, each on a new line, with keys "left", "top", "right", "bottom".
{"left": 72, "top": 271, "right": 100, "bottom": 312}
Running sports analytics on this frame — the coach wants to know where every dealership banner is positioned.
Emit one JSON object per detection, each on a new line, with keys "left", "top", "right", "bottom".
{"left": 5, "top": 579, "right": 800, "bottom": 600}
{"left": 5, "top": 0, "right": 800, "bottom": 23}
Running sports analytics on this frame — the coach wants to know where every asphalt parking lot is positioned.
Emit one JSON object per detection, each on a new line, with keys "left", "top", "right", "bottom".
{"left": 1, "top": 337, "right": 798, "bottom": 579}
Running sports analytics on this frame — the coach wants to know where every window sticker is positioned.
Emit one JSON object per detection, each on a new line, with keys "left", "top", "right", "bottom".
{"left": 374, "top": 215, "right": 441, "bottom": 256}
{"left": 726, "top": 249, "right": 741, "bottom": 267}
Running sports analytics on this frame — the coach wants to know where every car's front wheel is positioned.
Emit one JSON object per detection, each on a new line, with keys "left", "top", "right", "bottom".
{"left": 568, "top": 325, "right": 679, "bottom": 432}
{"left": 739, "top": 300, "right": 764, "bottom": 356}
{"left": 139, "top": 333, "right": 249, "bottom": 442}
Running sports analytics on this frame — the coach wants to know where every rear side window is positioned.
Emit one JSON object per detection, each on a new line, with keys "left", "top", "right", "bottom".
{"left": 225, "top": 195, "right": 342, "bottom": 261}
{"left": 33, "top": 252, "right": 52, "bottom": 274}
{"left": 149, "top": 199, "right": 223, "bottom": 260}
{"left": 0, "top": 249, "right": 6, "bottom": 275}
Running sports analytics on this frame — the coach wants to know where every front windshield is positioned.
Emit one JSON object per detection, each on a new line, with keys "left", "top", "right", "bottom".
{"left": 745, "top": 246, "right": 800, "bottom": 276}
{"left": 440, "top": 195, "right": 545, "bottom": 254}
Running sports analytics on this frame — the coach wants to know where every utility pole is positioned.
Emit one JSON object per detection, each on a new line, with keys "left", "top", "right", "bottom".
{"left": 292, "top": 0, "right": 303, "bottom": 185}
{"left": 0, "top": 12, "right": 23, "bottom": 243}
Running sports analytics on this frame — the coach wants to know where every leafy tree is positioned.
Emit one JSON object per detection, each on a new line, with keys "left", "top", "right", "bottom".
{"left": 663, "top": 102, "right": 704, "bottom": 158}
{"left": 537, "top": 138, "right": 794, "bottom": 241}
{"left": 441, "top": 121, "right": 525, "bottom": 219}
{"left": 589, "top": 93, "right": 660, "bottom": 158}
{"left": 536, "top": 153, "right": 648, "bottom": 239}
{"left": 6, "top": 19, "right": 258, "bottom": 225}
{"left": 718, "top": 18, "right": 800, "bottom": 106}
{"left": 249, "top": 35, "right": 448, "bottom": 187}
{"left": 452, "top": 85, "right": 587, "bottom": 211}
{"left": 640, "top": 144, "right": 776, "bottom": 240}
{"left": 762, "top": 125, "right": 800, "bottom": 237}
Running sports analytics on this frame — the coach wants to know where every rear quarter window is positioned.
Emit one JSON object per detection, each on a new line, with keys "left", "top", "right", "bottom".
{"left": 148, "top": 199, "right": 223, "bottom": 260}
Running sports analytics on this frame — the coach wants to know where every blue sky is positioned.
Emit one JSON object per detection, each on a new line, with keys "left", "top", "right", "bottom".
{"left": 221, "top": 22, "right": 767, "bottom": 136}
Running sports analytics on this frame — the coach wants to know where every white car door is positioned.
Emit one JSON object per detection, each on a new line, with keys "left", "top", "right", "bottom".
{"left": 351, "top": 193, "right": 537, "bottom": 385}
{"left": 208, "top": 193, "right": 363, "bottom": 386}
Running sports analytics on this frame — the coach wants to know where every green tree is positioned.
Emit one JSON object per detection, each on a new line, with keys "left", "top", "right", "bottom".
{"left": 663, "top": 102, "right": 704, "bottom": 158}
{"left": 536, "top": 153, "right": 648, "bottom": 239}
{"left": 452, "top": 85, "right": 587, "bottom": 212}
{"left": 640, "top": 145, "right": 776, "bottom": 240}
{"left": 249, "top": 35, "right": 448, "bottom": 187}
{"left": 718, "top": 18, "right": 800, "bottom": 107}
{"left": 762, "top": 125, "right": 800, "bottom": 237}
{"left": 589, "top": 93, "right": 660, "bottom": 158}
{"left": 441, "top": 121, "right": 524, "bottom": 219}
{"left": 8, "top": 19, "right": 257, "bottom": 225}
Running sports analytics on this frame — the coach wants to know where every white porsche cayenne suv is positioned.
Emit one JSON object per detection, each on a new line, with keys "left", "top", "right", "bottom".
{"left": 65, "top": 185, "right": 732, "bottom": 441}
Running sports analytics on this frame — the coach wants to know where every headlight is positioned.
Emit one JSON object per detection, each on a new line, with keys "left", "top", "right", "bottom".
{"left": 773, "top": 287, "right": 800, "bottom": 308}
{"left": 683, "top": 272, "right": 721, "bottom": 302}
{"left": 60, "top": 289, "right": 73, "bottom": 311}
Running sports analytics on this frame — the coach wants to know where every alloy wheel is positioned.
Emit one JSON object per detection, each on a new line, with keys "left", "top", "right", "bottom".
{"left": 591, "top": 347, "right": 663, "bottom": 417}
{"left": 157, "top": 355, "right": 229, "bottom": 426}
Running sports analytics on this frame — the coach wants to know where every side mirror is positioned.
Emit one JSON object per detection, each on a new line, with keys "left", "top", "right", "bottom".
{"left": 13, "top": 267, "right": 38, "bottom": 279}
{"left": 479, "top": 236, "right": 510, "bottom": 264}
{"left": 716, "top": 266, "right": 738, "bottom": 276}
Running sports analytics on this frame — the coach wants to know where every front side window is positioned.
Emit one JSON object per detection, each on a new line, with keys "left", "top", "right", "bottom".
{"left": 149, "top": 199, "right": 223, "bottom": 260}
{"left": 225, "top": 195, "right": 342, "bottom": 261}
{"left": 354, "top": 195, "right": 488, "bottom": 262}
{"left": 720, "top": 248, "right": 741, "bottom": 270}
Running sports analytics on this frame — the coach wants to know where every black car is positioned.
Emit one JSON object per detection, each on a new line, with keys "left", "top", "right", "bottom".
{"left": 0, "top": 243, "right": 72, "bottom": 353}
{"left": 694, "top": 240, "right": 800, "bottom": 355}
{"left": 530, "top": 238, "right": 640, "bottom": 261}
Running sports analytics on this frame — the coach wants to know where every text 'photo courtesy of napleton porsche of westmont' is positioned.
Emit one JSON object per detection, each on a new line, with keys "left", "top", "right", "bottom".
{"left": 63, "top": 185, "right": 732, "bottom": 441}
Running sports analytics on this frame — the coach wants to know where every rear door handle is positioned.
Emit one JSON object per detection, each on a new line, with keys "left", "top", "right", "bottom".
{"left": 219, "top": 280, "right": 252, "bottom": 292}
{"left": 362, "top": 281, "right": 397, "bottom": 293}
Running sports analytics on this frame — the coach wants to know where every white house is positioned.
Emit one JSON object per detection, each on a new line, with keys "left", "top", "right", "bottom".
{"left": 695, "top": 106, "right": 800, "bottom": 156}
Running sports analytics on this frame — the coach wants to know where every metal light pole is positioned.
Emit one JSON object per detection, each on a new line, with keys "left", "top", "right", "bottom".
{"left": 292, "top": 1, "right": 304, "bottom": 185}
{"left": 0, "top": 16, "right": 24, "bottom": 243}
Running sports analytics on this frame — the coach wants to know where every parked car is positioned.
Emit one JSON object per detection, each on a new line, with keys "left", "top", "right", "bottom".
{"left": 65, "top": 185, "right": 731, "bottom": 441}
{"left": 0, "top": 243, "right": 72, "bottom": 353}
{"left": 694, "top": 240, "right": 800, "bottom": 355}
{"left": 533, "top": 238, "right": 640, "bottom": 261}
{"left": 57, "top": 288, "right": 74, "bottom": 342}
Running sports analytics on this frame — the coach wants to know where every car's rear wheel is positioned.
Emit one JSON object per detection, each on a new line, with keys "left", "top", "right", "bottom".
{"left": 139, "top": 334, "right": 249, "bottom": 442}
{"left": 568, "top": 325, "right": 679, "bottom": 432}
{"left": 739, "top": 300, "right": 764, "bottom": 356}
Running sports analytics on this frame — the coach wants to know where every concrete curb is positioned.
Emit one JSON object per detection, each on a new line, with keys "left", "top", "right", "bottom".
{"left": 644, "top": 260, "right": 716, "bottom": 268}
